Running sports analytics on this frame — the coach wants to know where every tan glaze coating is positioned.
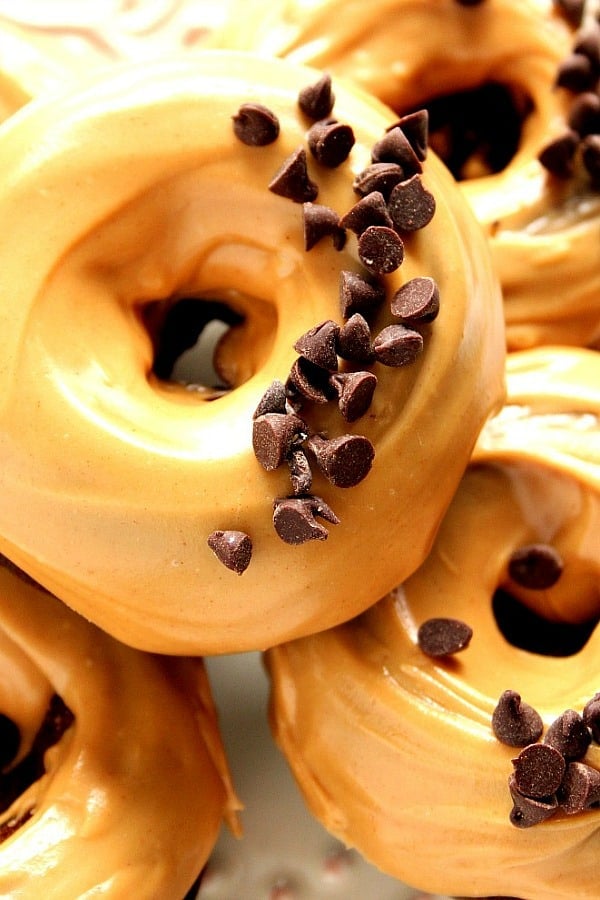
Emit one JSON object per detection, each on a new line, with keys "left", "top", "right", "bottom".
{"left": 0, "top": 560, "right": 240, "bottom": 900}
{"left": 264, "top": 347, "right": 600, "bottom": 900}
{"left": 0, "top": 51, "right": 504, "bottom": 654}
{"left": 215, "top": 0, "right": 600, "bottom": 351}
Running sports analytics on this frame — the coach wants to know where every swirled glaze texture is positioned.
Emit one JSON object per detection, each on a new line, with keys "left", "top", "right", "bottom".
{"left": 265, "top": 347, "right": 600, "bottom": 899}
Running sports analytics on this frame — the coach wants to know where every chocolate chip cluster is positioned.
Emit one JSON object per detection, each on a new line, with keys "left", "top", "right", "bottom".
{"left": 539, "top": 10, "right": 600, "bottom": 180}
{"left": 493, "top": 691, "right": 600, "bottom": 828}
{"left": 208, "top": 74, "right": 441, "bottom": 572}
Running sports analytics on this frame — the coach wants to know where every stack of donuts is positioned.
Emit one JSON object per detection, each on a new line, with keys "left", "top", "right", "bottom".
{"left": 0, "top": 1, "right": 596, "bottom": 898}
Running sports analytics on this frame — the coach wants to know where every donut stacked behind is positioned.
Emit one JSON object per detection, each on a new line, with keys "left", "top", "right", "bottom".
{"left": 0, "top": 557, "right": 239, "bottom": 900}
{"left": 0, "top": 50, "right": 504, "bottom": 655}
{"left": 264, "top": 346, "right": 600, "bottom": 900}
{"left": 214, "top": 0, "right": 600, "bottom": 350}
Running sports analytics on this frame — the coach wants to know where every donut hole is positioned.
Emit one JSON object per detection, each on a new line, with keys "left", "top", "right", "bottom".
{"left": 144, "top": 296, "right": 246, "bottom": 395}
{"left": 0, "top": 694, "right": 74, "bottom": 842}
{"left": 493, "top": 589, "right": 597, "bottom": 658}
{"left": 415, "top": 82, "right": 533, "bottom": 181}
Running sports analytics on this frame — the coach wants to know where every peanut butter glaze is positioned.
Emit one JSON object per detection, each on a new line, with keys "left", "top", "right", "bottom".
{"left": 0, "top": 51, "right": 504, "bottom": 654}
{"left": 0, "top": 558, "right": 239, "bottom": 899}
{"left": 215, "top": 0, "right": 600, "bottom": 350}
{"left": 264, "top": 347, "right": 600, "bottom": 899}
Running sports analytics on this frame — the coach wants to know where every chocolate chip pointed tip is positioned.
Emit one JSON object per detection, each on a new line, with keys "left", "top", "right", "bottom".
{"left": 207, "top": 530, "right": 253, "bottom": 574}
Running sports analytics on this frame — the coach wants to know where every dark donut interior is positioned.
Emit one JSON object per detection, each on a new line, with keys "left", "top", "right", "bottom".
{"left": 0, "top": 695, "right": 74, "bottom": 842}
{"left": 493, "top": 589, "right": 597, "bottom": 657}
{"left": 144, "top": 297, "right": 245, "bottom": 394}
{"left": 411, "top": 82, "right": 533, "bottom": 181}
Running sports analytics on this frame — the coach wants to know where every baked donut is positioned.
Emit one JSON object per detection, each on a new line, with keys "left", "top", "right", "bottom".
{"left": 0, "top": 556, "right": 239, "bottom": 899}
{"left": 0, "top": 51, "right": 504, "bottom": 654}
{"left": 264, "top": 345, "right": 600, "bottom": 899}
{"left": 215, "top": 0, "right": 600, "bottom": 351}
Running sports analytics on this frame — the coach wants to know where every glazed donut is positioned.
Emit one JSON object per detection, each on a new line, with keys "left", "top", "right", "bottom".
{"left": 0, "top": 51, "right": 504, "bottom": 654}
{"left": 215, "top": 0, "right": 600, "bottom": 351}
{"left": 0, "top": 556, "right": 239, "bottom": 899}
{"left": 264, "top": 346, "right": 600, "bottom": 899}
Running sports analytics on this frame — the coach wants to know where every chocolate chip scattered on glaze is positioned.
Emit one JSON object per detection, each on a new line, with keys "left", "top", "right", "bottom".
{"left": 336, "top": 314, "right": 374, "bottom": 364}
{"left": 339, "top": 191, "right": 393, "bottom": 234}
{"left": 353, "top": 162, "right": 405, "bottom": 199}
{"left": 394, "top": 110, "right": 430, "bottom": 162}
{"left": 253, "top": 380, "right": 288, "bottom": 418}
{"left": 391, "top": 276, "right": 440, "bottom": 324}
{"left": 388, "top": 175, "right": 436, "bottom": 232}
{"left": 307, "top": 119, "right": 356, "bottom": 167}
{"left": 512, "top": 744, "right": 566, "bottom": 800}
{"left": 544, "top": 709, "right": 591, "bottom": 762}
{"left": 492, "top": 690, "right": 544, "bottom": 748}
{"left": 329, "top": 371, "right": 378, "bottom": 422}
{"left": 253, "top": 412, "right": 308, "bottom": 471}
{"left": 508, "top": 543, "right": 564, "bottom": 590}
{"left": 338, "top": 270, "right": 385, "bottom": 319}
{"left": 371, "top": 125, "right": 423, "bottom": 175}
{"left": 287, "top": 356, "right": 334, "bottom": 404}
{"left": 509, "top": 775, "right": 558, "bottom": 829}
{"left": 232, "top": 102, "right": 280, "bottom": 146}
{"left": 583, "top": 693, "right": 600, "bottom": 743}
{"left": 298, "top": 73, "right": 335, "bottom": 120}
{"left": 293, "top": 320, "right": 341, "bottom": 372}
{"left": 306, "top": 433, "right": 375, "bottom": 489}
{"left": 558, "top": 762, "right": 600, "bottom": 814}
{"left": 303, "top": 202, "right": 346, "bottom": 250}
{"left": 372, "top": 324, "right": 423, "bottom": 367}
{"left": 417, "top": 617, "right": 473, "bottom": 657}
{"left": 358, "top": 225, "right": 404, "bottom": 274}
{"left": 273, "top": 495, "right": 339, "bottom": 544}
{"left": 268, "top": 147, "right": 318, "bottom": 202}
{"left": 207, "top": 530, "right": 253, "bottom": 575}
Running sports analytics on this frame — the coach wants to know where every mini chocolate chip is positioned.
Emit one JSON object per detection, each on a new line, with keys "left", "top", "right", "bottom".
{"left": 358, "top": 225, "right": 404, "bottom": 274}
{"left": 340, "top": 191, "right": 393, "bottom": 235}
{"left": 544, "top": 710, "right": 591, "bottom": 761}
{"left": 388, "top": 175, "right": 436, "bottom": 232}
{"left": 252, "top": 412, "right": 307, "bottom": 470}
{"left": 308, "top": 119, "right": 356, "bottom": 167}
{"left": 273, "top": 494, "right": 339, "bottom": 544}
{"left": 556, "top": 53, "right": 596, "bottom": 92}
{"left": 583, "top": 693, "right": 600, "bottom": 742}
{"left": 391, "top": 276, "right": 440, "bottom": 323}
{"left": 581, "top": 133, "right": 600, "bottom": 181}
{"left": 568, "top": 91, "right": 600, "bottom": 136}
{"left": 339, "top": 270, "right": 386, "bottom": 319}
{"left": 353, "top": 162, "right": 405, "bottom": 199}
{"left": 394, "top": 109, "right": 429, "bottom": 161}
{"left": 253, "top": 380, "right": 288, "bottom": 418}
{"left": 330, "top": 371, "right": 378, "bottom": 422}
{"left": 417, "top": 617, "right": 473, "bottom": 657}
{"left": 509, "top": 774, "right": 558, "bottom": 828}
{"left": 0, "top": 714, "right": 20, "bottom": 770}
{"left": 336, "top": 313, "right": 374, "bottom": 364}
{"left": 371, "top": 125, "right": 423, "bottom": 175}
{"left": 288, "top": 447, "right": 313, "bottom": 495}
{"left": 294, "top": 320, "right": 340, "bottom": 372}
{"left": 287, "top": 356, "right": 334, "bottom": 404}
{"left": 492, "top": 690, "right": 544, "bottom": 748}
{"left": 269, "top": 147, "right": 318, "bottom": 202}
{"left": 303, "top": 203, "right": 346, "bottom": 250}
{"left": 307, "top": 433, "right": 374, "bottom": 488}
{"left": 232, "top": 103, "right": 280, "bottom": 146}
{"left": 538, "top": 130, "right": 579, "bottom": 178}
{"left": 372, "top": 324, "right": 423, "bottom": 367}
{"left": 553, "top": 0, "right": 585, "bottom": 28}
{"left": 207, "top": 530, "right": 253, "bottom": 574}
{"left": 298, "top": 73, "right": 335, "bottom": 120}
{"left": 558, "top": 762, "right": 600, "bottom": 814}
{"left": 507, "top": 543, "right": 564, "bottom": 589}
{"left": 573, "top": 23, "right": 600, "bottom": 67}
{"left": 512, "top": 743, "right": 566, "bottom": 799}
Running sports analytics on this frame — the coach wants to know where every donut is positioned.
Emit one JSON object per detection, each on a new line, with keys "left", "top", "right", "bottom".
{"left": 214, "top": 0, "right": 600, "bottom": 351}
{"left": 0, "top": 50, "right": 504, "bottom": 654}
{"left": 263, "top": 346, "right": 600, "bottom": 899}
{"left": 0, "top": 556, "right": 239, "bottom": 899}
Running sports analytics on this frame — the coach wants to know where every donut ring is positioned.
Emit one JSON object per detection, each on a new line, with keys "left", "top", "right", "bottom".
{"left": 215, "top": 0, "right": 600, "bottom": 350}
{"left": 264, "top": 346, "right": 600, "bottom": 899}
{"left": 0, "top": 51, "right": 504, "bottom": 654}
{"left": 0, "top": 557, "right": 239, "bottom": 899}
